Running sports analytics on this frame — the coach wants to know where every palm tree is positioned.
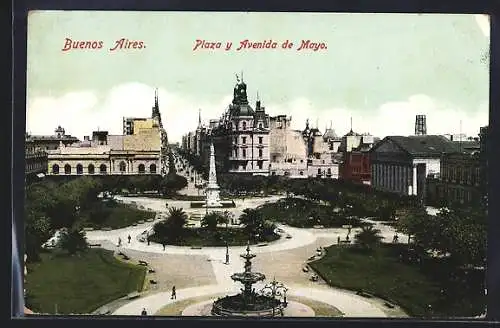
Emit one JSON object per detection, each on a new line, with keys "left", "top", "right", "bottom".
{"left": 201, "top": 211, "right": 228, "bottom": 231}
{"left": 354, "top": 224, "right": 383, "bottom": 251}
{"left": 166, "top": 207, "right": 188, "bottom": 231}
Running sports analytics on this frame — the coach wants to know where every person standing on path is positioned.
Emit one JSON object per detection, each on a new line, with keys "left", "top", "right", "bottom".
{"left": 162, "top": 242, "right": 166, "bottom": 251}
{"left": 171, "top": 286, "right": 176, "bottom": 300}
{"left": 147, "top": 236, "right": 150, "bottom": 246}
{"left": 141, "top": 308, "right": 147, "bottom": 316}
{"left": 128, "top": 235, "right": 131, "bottom": 244}
{"left": 118, "top": 237, "right": 122, "bottom": 247}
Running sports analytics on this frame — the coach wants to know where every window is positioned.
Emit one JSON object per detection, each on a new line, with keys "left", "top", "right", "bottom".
{"left": 258, "top": 162, "right": 263, "bottom": 169}
{"left": 327, "top": 168, "right": 331, "bottom": 175}
{"left": 64, "top": 164, "right": 71, "bottom": 175}
{"left": 258, "top": 123, "right": 263, "bottom": 129}
{"left": 300, "top": 171, "right": 304, "bottom": 175}
{"left": 234, "top": 149, "right": 238, "bottom": 157}
{"left": 52, "top": 164, "right": 59, "bottom": 175}
{"left": 258, "top": 137, "right": 263, "bottom": 144}
{"left": 119, "top": 161, "right": 126, "bottom": 172}
{"left": 318, "top": 168, "right": 321, "bottom": 174}
{"left": 242, "top": 149, "right": 246, "bottom": 158}
{"left": 242, "top": 121, "right": 247, "bottom": 130}
{"left": 88, "top": 164, "right": 95, "bottom": 174}
{"left": 76, "top": 164, "right": 83, "bottom": 175}
{"left": 258, "top": 149, "right": 263, "bottom": 157}
{"left": 100, "top": 164, "right": 107, "bottom": 174}
{"left": 150, "top": 164, "right": 157, "bottom": 174}
{"left": 242, "top": 137, "right": 247, "bottom": 144}
{"left": 138, "top": 164, "right": 145, "bottom": 174}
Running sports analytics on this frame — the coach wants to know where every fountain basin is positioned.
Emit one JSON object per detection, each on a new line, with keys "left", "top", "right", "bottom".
{"left": 211, "top": 294, "right": 282, "bottom": 317}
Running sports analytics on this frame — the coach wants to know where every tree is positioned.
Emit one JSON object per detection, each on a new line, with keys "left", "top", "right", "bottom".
{"left": 160, "top": 173, "right": 188, "bottom": 195}
{"left": 24, "top": 210, "right": 52, "bottom": 261}
{"left": 58, "top": 228, "right": 88, "bottom": 255}
{"left": 239, "top": 208, "right": 266, "bottom": 238}
{"left": 354, "top": 224, "right": 383, "bottom": 251}
{"left": 201, "top": 212, "right": 227, "bottom": 231}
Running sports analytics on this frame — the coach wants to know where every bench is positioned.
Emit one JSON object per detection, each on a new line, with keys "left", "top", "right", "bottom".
{"left": 341, "top": 240, "right": 351, "bottom": 244}
{"left": 138, "top": 260, "right": 148, "bottom": 266}
{"left": 191, "top": 246, "right": 202, "bottom": 249}
{"left": 99, "top": 307, "right": 112, "bottom": 315}
{"left": 308, "top": 256, "right": 316, "bottom": 261}
{"left": 302, "top": 266, "right": 310, "bottom": 273}
{"left": 127, "top": 292, "right": 141, "bottom": 300}
{"left": 149, "top": 279, "right": 158, "bottom": 285}
{"left": 257, "top": 243, "right": 268, "bottom": 247}
{"left": 122, "top": 255, "right": 130, "bottom": 261}
{"left": 356, "top": 291, "right": 373, "bottom": 298}
{"left": 89, "top": 243, "right": 102, "bottom": 248}
{"left": 384, "top": 302, "right": 395, "bottom": 309}
{"left": 148, "top": 269, "right": 156, "bottom": 273}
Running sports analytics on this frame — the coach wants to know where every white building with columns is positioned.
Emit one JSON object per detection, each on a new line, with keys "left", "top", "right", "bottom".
{"left": 370, "top": 135, "right": 460, "bottom": 201}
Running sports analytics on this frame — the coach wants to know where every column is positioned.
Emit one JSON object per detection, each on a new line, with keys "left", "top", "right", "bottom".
{"left": 412, "top": 164, "right": 417, "bottom": 196}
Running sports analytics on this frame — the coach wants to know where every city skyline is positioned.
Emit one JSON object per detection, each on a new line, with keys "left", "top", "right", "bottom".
{"left": 26, "top": 12, "right": 489, "bottom": 143}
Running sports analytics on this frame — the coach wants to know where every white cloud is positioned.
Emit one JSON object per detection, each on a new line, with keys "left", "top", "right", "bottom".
{"left": 26, "top": 84, "right": 488, "bottom": 143}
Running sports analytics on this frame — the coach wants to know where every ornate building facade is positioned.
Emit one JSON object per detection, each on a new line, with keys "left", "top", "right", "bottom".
{"left": 44, "top": 91, "right": 167, "bottom": 177}
{"left": 182, "top": 77, "right": 343, "bottom": 179}
{"left": 25, "top": 135, "right": 48, "bottom": 183}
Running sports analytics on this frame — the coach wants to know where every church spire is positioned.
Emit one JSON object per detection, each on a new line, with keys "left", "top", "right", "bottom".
{"left": 155, "top": 88, "right": 159, "bottom": 109}
{"left": 198, "top": 109, "right": 202, "bottom": 128}
{"left": 152, "top": 87, "right": 162, "bottom": 127}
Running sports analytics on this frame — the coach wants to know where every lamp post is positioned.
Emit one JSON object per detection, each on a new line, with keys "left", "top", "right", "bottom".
{"left": 260, "top": 277, "right": 288, "bottom": 317}
{"left": 225, "top": 221, "right": 230, "bottom": 264}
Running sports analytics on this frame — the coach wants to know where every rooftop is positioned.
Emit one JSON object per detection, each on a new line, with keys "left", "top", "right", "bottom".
{"left": 381, "top": 135, "right": 468, "bottom": 156}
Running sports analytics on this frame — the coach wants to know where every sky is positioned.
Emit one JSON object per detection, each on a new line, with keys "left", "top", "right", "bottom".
{"left": 26, "top": 12, "right": 490, "bottom": 143}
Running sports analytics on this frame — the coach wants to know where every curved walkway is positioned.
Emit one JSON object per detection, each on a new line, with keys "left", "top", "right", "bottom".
{"left": 113, "top": 284, "right": 387, "bottom": 317}
{"left": 86, "top": 195, "right": 407, "bottom": 317}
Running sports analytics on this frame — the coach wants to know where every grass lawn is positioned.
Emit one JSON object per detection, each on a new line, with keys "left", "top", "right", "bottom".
{"left": 151, "top": 227, "right": 280, "bottom": 247}
{"left": 83, "top": 201, "right": 156, "bottom": 229}
{"left": 309, "top": 244, "right": 485, "bottom": 318}
{"left": 256, "top": 197, "right": 361, "bottom": 228}
{"left": 25, "top": 248, "right": 146, "bottom": 314}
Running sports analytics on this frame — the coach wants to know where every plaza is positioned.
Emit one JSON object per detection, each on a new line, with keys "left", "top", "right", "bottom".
{"left": 83, "top": 156, "right": 410, "bottom": 318}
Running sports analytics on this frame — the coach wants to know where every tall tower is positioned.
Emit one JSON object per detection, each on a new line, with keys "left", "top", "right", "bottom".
{"left": 152, "top": 88, "right": 163, "bottom": 128}
{"left": 415, "top": 115, "right": 427, "bottom": 135}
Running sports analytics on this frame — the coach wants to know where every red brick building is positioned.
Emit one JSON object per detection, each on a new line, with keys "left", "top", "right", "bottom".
{"left": 340, "top": 151, "right": 371, "bottom": 185}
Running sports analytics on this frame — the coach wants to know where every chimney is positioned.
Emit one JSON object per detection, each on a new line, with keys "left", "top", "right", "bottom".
{"left": 415, "top": 115, "right": 427, "bottom": 135}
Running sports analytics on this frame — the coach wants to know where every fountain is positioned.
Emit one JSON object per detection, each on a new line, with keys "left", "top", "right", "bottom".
{"left": 190, "top": 142, "right": 235, "bottom": 211}
{"left": 211, "top": 243, "right": 287, "bottom": 317}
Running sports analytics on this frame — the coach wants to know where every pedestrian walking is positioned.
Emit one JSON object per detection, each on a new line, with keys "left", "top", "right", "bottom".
{"left": 337, "top": 236, "right": 341, "bottom": 244}
{"left": 393, "top": 234, "right": 399, "bottom": 243}
{"left": 162, "top": 242, "right": 166, "bottom": 251}
{"left": 147, "top": 236, "right": 150, "bottom": 246}
{"left": 171, "top": 286, "right": 176, "bottom": 300}
{"left": 141, "top": 308, "right": 147, "bottom": 316}
{"left": 347, "top": 227, "right": 351, "bottom": 235}
{"left": 118, "top": 237, "right": 122, "bottom": 247}
{"left": 128, "top": 234, "right": 131, "bottom": 244}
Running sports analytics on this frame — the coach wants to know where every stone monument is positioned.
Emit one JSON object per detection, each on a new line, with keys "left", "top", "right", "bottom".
{"left": 205, "top": 143, "right": 222, "bottom": 207}
{"left": 189, "top": 142, "right": 235, "bottom": 210}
